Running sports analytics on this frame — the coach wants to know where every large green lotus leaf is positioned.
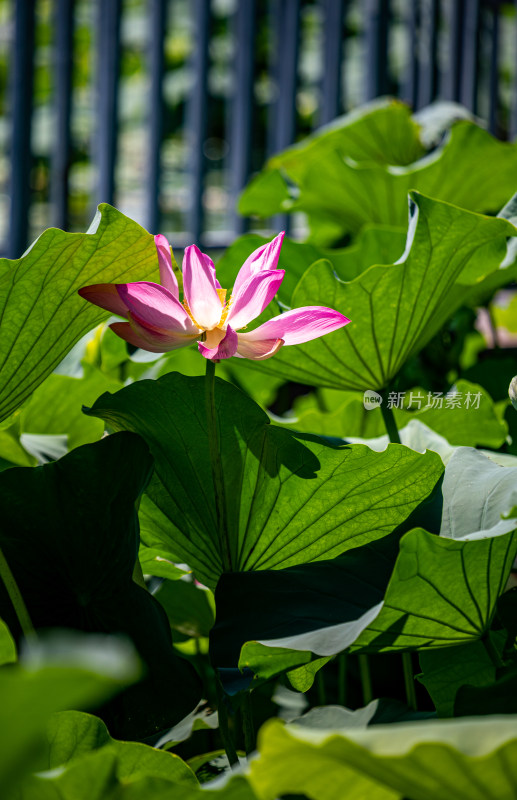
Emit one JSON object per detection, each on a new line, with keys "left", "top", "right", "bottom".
{"left": 270, "top": 98, "right": 426, "bottom": 172}
{"left": 0, "top": 638, "right": 137, "bottom": 795}
{"left": 251, "top": 720, "right": 399, "bottom": 800}
{"left": 237, "top": 193, "right": 515, "bottom": 391}
{"left": 0, "top": 433, "right": 201, "bottom": 739}
{"left": 87, "top": 372, "right": 443, "bottom": 589}
{"left": 238, "top": 99, "right": 426, "bottom": 220}
{"left": 250, "top": 716, "right": 517, "bottom": 800}
{"left": 440, "top": 447, "right": 517, "bottom": 540}
{"left": 0, "top": 205, "right": 159, "bottom": 423}
{"left": 240, "top": 109, "right": 517, "bottom": 245}
{"left": 39, "top": 710, "right": 197, "bottom": 785}
{"left": 351, "top": 528, "right": 517, "bottom": 652}
{"left": 215, "top": 226, "right": 407, "bottom": 305}
{"left": 281, "top": 380, "right": 507, "bottom": 448}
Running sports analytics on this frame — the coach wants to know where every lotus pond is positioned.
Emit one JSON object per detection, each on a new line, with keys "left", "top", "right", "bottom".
{"left": 1, "top": 99, "right": 517, "bottom": 799}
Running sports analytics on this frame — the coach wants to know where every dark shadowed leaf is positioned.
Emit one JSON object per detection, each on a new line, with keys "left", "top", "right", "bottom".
{"left": 0, "top": 433, "right": 201, "bottom": 739}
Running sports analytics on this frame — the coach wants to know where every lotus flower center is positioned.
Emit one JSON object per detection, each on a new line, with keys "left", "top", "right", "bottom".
{"left": 183, "top": 287, "right": 230, "bottom": 346}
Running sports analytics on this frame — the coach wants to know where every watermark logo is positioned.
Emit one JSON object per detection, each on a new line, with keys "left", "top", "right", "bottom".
{"left": 363, "top": 389, "right": 483, "bottom": 411}
{"left": 363, "top": 390, "right": 383, "bottom": 410}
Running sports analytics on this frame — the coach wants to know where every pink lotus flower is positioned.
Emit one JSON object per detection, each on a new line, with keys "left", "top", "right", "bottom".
{"left": 78, "top": 233, "right": 350, "bottom": 361}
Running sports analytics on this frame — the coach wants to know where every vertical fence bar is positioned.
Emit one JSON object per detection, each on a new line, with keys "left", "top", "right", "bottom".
{"left": 186, "top": 0, "right": 210, "bottom": 243}
{"left": 269, "top": 0, "right": 300, "bottom": 233}
{"left": 270, "top": 0, "right": 300, "bottom": 154}
{"left": 511, "top": 0, "right": 517, "bottom": 138}
{"left": 147, "top": 0, "right": 167, "bottom": 233}
{"left": 230, "top": 0, "right": 256, "bottom": 235}
{"left": 488, "top": 1, "right": 500, "bottom": 135}
{"left": 444, "top": 0, "right": 464, "bottom": 101}
{"left": 403, "top": 0, "right": 419, "bottom": 108}
{"left": 7, "top": 0, "right": 36, "bottom": 258}
{"left": 363, "top": 0, "right": 390, "bottom": 101}
{"left": 51, "top": 0, "right": 75, "bottom": 231}
{"left": 319, "top": 0, "right": 345, "bottom": 125}
{"left": 95, "top": 0, "right": 122, "bottom": 207}
{"left": 417, "top": 0, "right": 438, "bottom": 108}
{"left": 460, "top": 0, "right": 480, "bottom": 112}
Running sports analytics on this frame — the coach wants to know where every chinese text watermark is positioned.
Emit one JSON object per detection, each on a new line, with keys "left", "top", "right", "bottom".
{"left": 363, "top": 390, "right": 482, "bottom": 411}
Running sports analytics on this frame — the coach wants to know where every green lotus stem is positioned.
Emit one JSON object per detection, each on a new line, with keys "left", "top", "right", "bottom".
{"left": 205, "top": 359, "right": 232, "bottom": 572}
{"left": 317, "top": 669, "right": 327, "bottom": 706}
{"left": 482, "top": 632, "right": 504, "bottom": 668}
{"left": 0, "top": 545, "right": 34, "bottom": 640}
{"left": 241, "top": 692, "right": 255, "bottom": 756}
{"left": 358, "top": 654, "right": 373, "bottom": 704}
{"left": 380, "top": 394, "right": 401, "bottom": 444}
{"left": 487, "top": 304, "right": 500, "bottom": 350}
{"left": 338, "top": 653, "right": 347, "bottom": 706}
{"left": 402, "top": 652, "right": 417, "bottom": 710}
{"left": 380, "top": 402, "right": 417, "bottom": 710}
{"left": 216, "top": 680, "right": 239, "bottom": 768}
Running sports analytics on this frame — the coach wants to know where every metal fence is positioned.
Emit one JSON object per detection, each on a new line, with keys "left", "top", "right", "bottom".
{"left": 1, "top": 0, "right": 516, "bottom": 259}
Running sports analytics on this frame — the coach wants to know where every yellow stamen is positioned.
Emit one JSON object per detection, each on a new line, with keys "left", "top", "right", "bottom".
{"left": 182, "top": 287, "right": 230, "bottom": 333}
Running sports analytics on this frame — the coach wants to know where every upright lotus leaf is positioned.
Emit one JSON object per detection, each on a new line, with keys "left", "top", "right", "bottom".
{"left": 0, "top": 637, "right": 138, "bottom": 794}
{"left": 250, "top": 716, "right": 517, "bottom": 800}
{"left": 350, "top": 528, "right": 517, "bottom": 652}
{"left": 238, "top": 193, "right": 515, "bottom": 391}
{"left": 0, "top": 205, "right": 159, "bottom": 423}
{"left": 238, "top": 99, "right": 426, "bottom": 223}
{"left": 240, "top": 102, "right": 517, "bottom": 246}
{"left": 86, "top": 372, "right": 444, "bottom": 590}
{"left": 0, "top": 432, "right": 201, "bottom": 739}
{"left": 440, "top": 447, "right": 517, "bottom": 540}
{"left": 270, "top": 98, "right": 427, "bottom": 172}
